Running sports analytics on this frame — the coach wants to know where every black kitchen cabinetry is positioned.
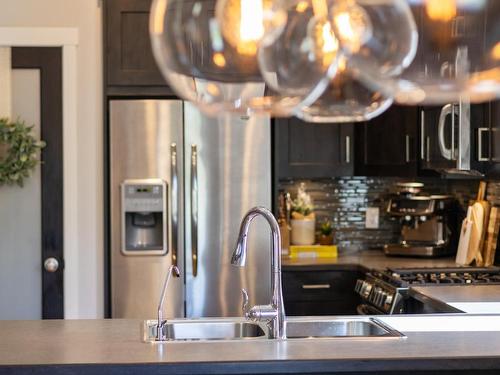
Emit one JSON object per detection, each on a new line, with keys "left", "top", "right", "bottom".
{"left": 282, "top": 269, "right": 363, "bottom": 316}
{"left": 355, "top": 105, "right": 419, "bottom": 177}
{"left": 490, "top": 101, "right": 500, "bottom": 164}
{"left": 104, "top": 0, "right": 173, "bottom": 95}
{"left": 274, "top": 117, "right": 354, "bottom": 179}
{"left": 483, "top": 101, "right": 500, "bottom": 176}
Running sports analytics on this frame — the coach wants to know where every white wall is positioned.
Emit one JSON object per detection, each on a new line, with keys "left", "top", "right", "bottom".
{"left": 0, "top": 0, "right": 104, "bottom": 318}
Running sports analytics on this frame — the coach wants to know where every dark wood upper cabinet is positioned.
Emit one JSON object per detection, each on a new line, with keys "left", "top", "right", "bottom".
{"left": 105, "top": 0, "right": 168, "bottom": 88}
{"left": 355, "top": 105, "right": 419, "bottom": 177}
{"left": 483, "top": 101, "right": 500, "bottom": 177}
{"left": 490, "top": 101, "right": 500, "bottom": 164}
{"left": 274, "top": 117, "right": 354, "bottom": 179}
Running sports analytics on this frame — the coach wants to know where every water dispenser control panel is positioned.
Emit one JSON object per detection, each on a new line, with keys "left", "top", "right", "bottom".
{"left": 121, "top": 179, "right": 168, "bottom": 256}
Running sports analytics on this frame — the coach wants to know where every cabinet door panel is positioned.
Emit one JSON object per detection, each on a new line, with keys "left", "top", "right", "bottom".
{"left": 275, "top": 117, "right": 354, "bottom": 178}
{"left": 355, "top": 105, "right": 418, "bottom": 177}
{"left": 492, "top": 101, "right": 500, "bottom": 163}
{"left": 106, "top": 0, "right": 167, "bottom": 87}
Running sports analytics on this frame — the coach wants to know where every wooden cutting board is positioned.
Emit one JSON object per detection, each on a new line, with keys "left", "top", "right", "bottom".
{"left": 475, "top": 181, "right": 490, "bottom": 266}
{"left": 456, "top": 206, "right": 474, "bottom": 265}
{"left": 456, "top": 181, "right": 490, "bottom": 266}
{"left": 484, "top": 206, "right": 500, "bottom": 267}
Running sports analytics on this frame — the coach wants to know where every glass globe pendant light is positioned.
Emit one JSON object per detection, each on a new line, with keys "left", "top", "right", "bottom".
{"left": 292, "top": 0, "right": 416, "bottom": 123}
{"left": 354, "top": 0, "right": 500, "bottom": 105}
{"left": 150, "top": 0, "right": 336, "bottom": 117}
{"left": 296, "top": 56, "right": 394, "bottom": 123}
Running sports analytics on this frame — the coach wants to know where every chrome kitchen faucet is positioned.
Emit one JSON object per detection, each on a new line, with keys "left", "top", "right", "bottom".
{"left": 156, "top": 265, "right": 180, "bottom": 341}
{"left": 231, "top": 207, "right": 286, "bottom": 339}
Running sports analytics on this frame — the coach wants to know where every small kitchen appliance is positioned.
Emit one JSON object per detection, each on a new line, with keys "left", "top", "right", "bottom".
{"left": 384, "top": 183, "right": 459, "bottom": 258}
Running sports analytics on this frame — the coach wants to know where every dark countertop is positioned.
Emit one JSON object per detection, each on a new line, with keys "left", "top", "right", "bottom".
{"left": 3, "top": 317, "right": 500, "bottom": 374}
{"left": 282, "top": 249, "right": 459, "bottom": 271}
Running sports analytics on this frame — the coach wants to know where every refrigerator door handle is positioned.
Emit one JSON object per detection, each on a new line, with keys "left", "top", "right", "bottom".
{"left": 191, "top": 144, "right": 198, "bottom": 277}
{"left": 170, "top": 143, "right": 179, "bottom": 270}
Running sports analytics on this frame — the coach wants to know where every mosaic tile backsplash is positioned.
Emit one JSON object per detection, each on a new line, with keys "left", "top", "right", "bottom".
{"left": 279, "top": 177, "right": 498, "bottom": 252}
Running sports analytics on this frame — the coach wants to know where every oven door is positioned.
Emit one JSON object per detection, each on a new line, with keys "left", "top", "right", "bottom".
{"left": 357, "top": 303, "right": 386, "bottom": 315}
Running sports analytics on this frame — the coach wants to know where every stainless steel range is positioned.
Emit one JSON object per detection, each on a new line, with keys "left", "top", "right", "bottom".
{"left": 355, "top": 268, "right": 500, "bottom": 314}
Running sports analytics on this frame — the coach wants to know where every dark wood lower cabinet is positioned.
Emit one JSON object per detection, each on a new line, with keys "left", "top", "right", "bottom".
{"left": 282, "top": 269, "right": 363, "bottom": 316}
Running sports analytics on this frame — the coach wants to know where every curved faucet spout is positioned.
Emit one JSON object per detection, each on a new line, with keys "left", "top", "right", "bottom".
{"left": 230, "top": 206, "right": 285, "bottom": 339}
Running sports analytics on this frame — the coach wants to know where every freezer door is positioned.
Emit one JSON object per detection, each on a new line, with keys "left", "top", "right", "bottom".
{"left": 110, "top": 100, "right": 185, "bottom": 319}
{"left": 184, "top": 102, "right": 272, "bottom": 318}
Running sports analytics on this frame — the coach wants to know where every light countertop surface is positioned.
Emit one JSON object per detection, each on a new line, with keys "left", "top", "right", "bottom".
{"left": 410, "top": 285, "right": 500, "bottom": 314}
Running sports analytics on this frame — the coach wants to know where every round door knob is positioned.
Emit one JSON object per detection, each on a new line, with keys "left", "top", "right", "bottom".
{"left": 44, "top": 257, "right": 59, "bottom": 272}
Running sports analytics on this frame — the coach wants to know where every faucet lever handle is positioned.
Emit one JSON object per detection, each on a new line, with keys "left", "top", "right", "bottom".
{"left": 241, "top": 289, "right": 249, "bottom": 315}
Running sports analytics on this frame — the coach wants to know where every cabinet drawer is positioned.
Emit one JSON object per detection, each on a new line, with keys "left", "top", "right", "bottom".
{"left": 285, "top": 300, "right": 360, "bottom": 316}
{"left": 282, "top": 270, "right": 361, "bottom": 302}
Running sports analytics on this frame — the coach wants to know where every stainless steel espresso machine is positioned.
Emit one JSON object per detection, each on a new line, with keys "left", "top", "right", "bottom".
{"left": 384, "top": 183, "right": 459, "bottom": 258}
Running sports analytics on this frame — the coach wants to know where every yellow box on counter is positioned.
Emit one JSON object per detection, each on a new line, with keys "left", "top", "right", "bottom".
{"left": 289, "top": 245, "right": 338, "bottom": 259}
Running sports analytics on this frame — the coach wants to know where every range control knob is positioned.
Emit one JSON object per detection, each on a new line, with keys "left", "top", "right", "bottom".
{"left": 370, "top": 286, "right": 379, "bottom": 303}
{"left": 378, "top": 292, "right": 387, "bottom": 307}
{"left": 374, "top": 290, "right": 383, "bottom": 306}
{"left": 384, "top": 294, "right": 394, "bottom": 309}
{"left": 355, "top": 279, "right": 364, "bottom": 294}
{"left": 361, "top": 282, "right": 373, "bottom": 298}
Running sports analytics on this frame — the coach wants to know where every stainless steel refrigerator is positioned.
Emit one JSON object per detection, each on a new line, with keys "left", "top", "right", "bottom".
{"left": 109, "top": 99, "right": 272, "bottom": 319}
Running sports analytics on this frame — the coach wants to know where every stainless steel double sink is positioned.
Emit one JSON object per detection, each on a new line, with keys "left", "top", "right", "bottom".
{"left": 142, "top": 317, "right": 404, "bottom": 342}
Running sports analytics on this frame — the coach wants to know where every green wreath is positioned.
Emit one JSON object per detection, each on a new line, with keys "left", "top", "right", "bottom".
{"left": 0, "top": 118, "right": 45, "bottom": 187}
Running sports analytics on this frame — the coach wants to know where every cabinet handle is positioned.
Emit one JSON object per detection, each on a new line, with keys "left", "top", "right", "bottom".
{"left": 451, "top": 104, "right": 456, "bottom": 160}
{"left": 345, "top": 135, "right": 350, "bottom": 164}
{"left": 457, "top": 100, "right": 471, "bottom": 171}
{"left": 405, "top": 135, "right": 410, "bottom": 163}
{"left": 191, "top": 144, "right": 198, "bottom": 277}
{"left": 478, "top": 127, "right": 490, "bottom": 162}
{"left": 420, "top": 110, "right": 425, "bottom": 160}
{"left": 426, "top": 136, "right": 430, "bottom": 162}
{"left": 170, "top": 144, "right": 179, "bottom": 270}
{"left": 302, "top": 284, "right": 331, "bottom": 290}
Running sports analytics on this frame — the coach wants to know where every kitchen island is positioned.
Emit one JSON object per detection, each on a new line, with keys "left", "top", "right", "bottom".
{"left": 411, "top": 285, "right": 500, "bottom": 314}
{"left": 2, "top": 317, "right": 500, "bottom": 374}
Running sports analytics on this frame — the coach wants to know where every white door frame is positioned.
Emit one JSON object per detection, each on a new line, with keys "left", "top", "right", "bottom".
{"left": 0, "top": 27, "right": 79, "bottom": 318}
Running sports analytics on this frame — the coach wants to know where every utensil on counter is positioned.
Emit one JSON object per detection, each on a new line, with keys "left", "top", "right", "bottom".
{"left": 476, "top": 182, "right": 491, "bottom": 266}
{"left": 484, "top": 206, "right": 500, "bottom": 267}
{"left": 456, "top": 181, "right": 489, "bottom": 266}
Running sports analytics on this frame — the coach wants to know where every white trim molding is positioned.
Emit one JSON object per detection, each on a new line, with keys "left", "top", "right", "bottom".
{"left": 0, "top": 27, "right": 78, "bottom": 47}
{"left": 0, "top": 27, "right": 79, "bottom": 319}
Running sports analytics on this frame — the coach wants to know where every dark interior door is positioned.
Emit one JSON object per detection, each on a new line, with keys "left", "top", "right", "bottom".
{"left": 12, "top": 47, "right": 64, "bottom": 319}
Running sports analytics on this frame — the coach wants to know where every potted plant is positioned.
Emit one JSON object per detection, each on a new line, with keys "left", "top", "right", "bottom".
{"left": 290, "top": 183, "right": 315, "bottom": 245}
{"left": 318, "top": 220, "right": 334, "bottom": 245}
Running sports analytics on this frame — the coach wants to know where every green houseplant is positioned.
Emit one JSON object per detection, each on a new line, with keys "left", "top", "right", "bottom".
{"left": 318, "top": 220, "right": 334, "bottom": 245}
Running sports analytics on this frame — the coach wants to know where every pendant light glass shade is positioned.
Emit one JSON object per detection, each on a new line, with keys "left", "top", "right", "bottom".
{"left": 356, "top": 0, "right": 500, "bottom": 105}
{"left": 150, "top": 0, "right": 335, "bottom": 116}
{"left": 295, "top": 57, "right": 393, "bottom": 123}
{"left": 294, "top": 0, "right": 413, "bottom": 123}
{"left": 331, "top": 0, "right": 418, "bottom": 77}
{"left": 256, "top": 0, "right": 341, "bottom": 115}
